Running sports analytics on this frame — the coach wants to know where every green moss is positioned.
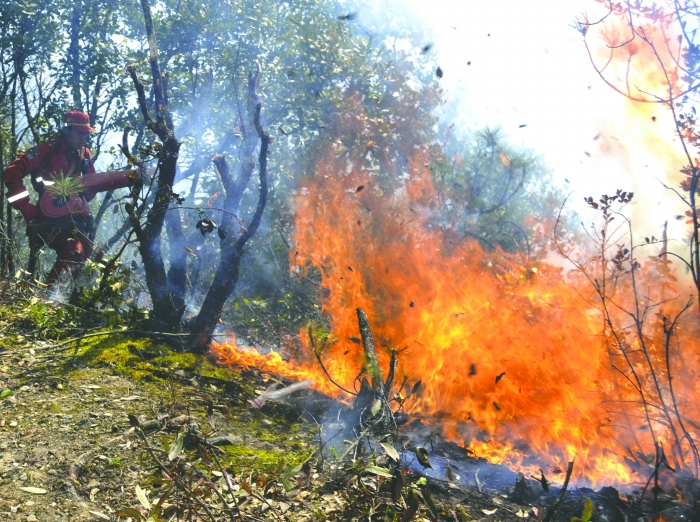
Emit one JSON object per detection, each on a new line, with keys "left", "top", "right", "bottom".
{"left": 66, "top": 335, "right": 244, "bottom": 386}
{"left": 224, "top": 445, "right": 308, "bottom": 473}
{"left": 56, "top": 335, "right": 315, "bottom": 474}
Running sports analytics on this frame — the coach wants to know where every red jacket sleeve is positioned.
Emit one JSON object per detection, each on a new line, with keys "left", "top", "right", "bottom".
{"left": 1, "top": 142, "right": 54, "bottom": 209}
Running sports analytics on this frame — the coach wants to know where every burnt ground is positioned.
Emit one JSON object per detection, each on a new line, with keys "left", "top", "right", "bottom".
{"left": 1, "top": 305, "right": 698, "bottom": 520}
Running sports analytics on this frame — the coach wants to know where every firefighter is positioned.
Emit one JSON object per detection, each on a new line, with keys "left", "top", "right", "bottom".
{"left": 2, "top": 110, "right": 97, "bottom": 287}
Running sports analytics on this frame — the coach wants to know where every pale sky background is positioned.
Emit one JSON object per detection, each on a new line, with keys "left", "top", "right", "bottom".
{"left": 390, "top": 0, "right": 691, "bottom": 254}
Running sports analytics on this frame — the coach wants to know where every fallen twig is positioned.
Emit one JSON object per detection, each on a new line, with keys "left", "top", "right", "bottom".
{"left": 132, "top": 424, "right": 218, "bottom": 522}
{"left": 309, "top": 327, "right": 356, "bottom": 396}
{"left": 474, "top": 468, "right": 482, "bottom": 493}
{"left": 543, "top": 459, "right": 574, "bottom": 522}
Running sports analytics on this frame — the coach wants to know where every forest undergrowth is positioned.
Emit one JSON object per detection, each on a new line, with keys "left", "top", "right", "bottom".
{"left": 2, "top": 290, "right": 697, "bottom": 522}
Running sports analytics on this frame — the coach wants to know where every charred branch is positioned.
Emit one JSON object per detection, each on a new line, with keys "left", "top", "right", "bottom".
{"left": 232, "top": 63, "right": 262, "bottom": 220}
{"left": 356, "top": 308, "right": 385, "bottom": 397}
{"left": 120, "top": 124, "right": 133, "bottom": 159}
{"left": 126, "top": 65, "right": 156, "bottom": 134}
{"left": 542, "top": 459, "right": 574, "bottom": 522}
{"left": 212, "top": 153, "right": 233, "bottom": 196}
{"left": 89, "top": 78, "right": 101, "bottom": 128}
{"left": 127, "top": 0, "right": 184, "bottom": 331}
{"left": 355, "top": 307, "right": 396, "bottom": 434}
{"left": 384, "top": 348, "right": 398, "bottom": 395}
{"left": 139, "top": 0, "right": 172, "bottom": 133}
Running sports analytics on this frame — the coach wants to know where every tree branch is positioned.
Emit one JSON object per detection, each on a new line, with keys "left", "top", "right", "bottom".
{"left": 126, "top": 65, "right": 156, "bottom": 132}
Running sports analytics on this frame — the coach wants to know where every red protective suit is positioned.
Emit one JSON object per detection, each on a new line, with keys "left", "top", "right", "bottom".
{"left": 2, "top": 138, "right": 96, "bottom": 286}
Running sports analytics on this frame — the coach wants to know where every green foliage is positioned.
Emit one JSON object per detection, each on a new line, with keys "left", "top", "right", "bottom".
{"left": 45, "top": 172, "right": 83, "bottom": 202}
{"left": 1, "top": 0, "right": 563, "bottom": 341}
{"left": 571, "top": 498, "right": 594, "bottom": 522}
{"left": 68, "top": 257, "right": 149, "bottom": 329}
{"left": 2, "top": 298, "right": 77, "bottom": 340}
{"left": 431, "top": 127, "right": 559, "bottom": 253}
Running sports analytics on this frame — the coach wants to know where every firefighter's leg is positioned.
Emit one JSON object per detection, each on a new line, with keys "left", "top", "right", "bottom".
{"left": 26, "top": 225, "right": 39, "bottom": 278}
{"left": 44, "top": 230, "right": 92, "bottom": 286}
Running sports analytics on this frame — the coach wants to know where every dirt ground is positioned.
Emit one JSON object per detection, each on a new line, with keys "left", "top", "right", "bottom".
{"left": 0, "top": 320, "right": 695, "bottom": 521}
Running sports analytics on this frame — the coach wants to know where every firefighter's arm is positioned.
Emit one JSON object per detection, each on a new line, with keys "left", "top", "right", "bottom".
{"left": 1, "top": 145, "right": 47, "bottom": 221}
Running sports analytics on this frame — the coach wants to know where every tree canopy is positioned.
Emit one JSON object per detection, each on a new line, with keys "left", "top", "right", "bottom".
{"left": 0, "top": 0, "right": 559, "bottom": 345}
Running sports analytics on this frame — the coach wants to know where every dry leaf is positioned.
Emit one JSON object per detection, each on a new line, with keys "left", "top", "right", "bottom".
{"left": 380, "top": 442, "right": 399, "bottom": 461}
{"left": 89, "top": 511, "right": 111, "bottom": 521}
{"left": 482, "top": 508, "right": 498, "bottom": 515}
{"left": 19, "top": 487, "right": 47, "bottom": 495}
{"left": 135, "top": 484, "right": 150, "bottom": 510}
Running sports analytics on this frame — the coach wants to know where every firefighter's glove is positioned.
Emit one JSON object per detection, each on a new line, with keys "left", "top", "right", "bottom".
{"left": 19, "top": 202, "right": 39, "bottom": 221}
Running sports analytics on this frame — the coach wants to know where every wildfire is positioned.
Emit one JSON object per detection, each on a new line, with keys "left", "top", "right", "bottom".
{"left": 289, "top": 155, "right": 624, "bottom": 485}
{"left": 586, "top": 0, "right": 688, "bottom": 238}
{"left": 212, "top": 142, "right": 699, "bottom": 487}
{"left": 213, "top": 1, "right": 700, "bottom": 489}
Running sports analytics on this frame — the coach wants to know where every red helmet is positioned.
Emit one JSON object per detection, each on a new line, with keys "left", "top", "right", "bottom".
{"left": 63, "top": 110, "right": 95, "bottom": 132}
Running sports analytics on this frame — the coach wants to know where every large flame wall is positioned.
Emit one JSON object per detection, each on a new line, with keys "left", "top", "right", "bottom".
{"left": 212, "top": 2, "right": 700, "bottom": 488}
{"left": 289, "top": 157, "right": 641, "bottom": 484}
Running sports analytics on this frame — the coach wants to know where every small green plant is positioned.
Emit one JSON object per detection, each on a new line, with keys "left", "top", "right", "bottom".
{"left": 69, "top": 257, "right": 148, "bottom": 328}
{"left": 108, "top": 457, "right": 122, "bottom": 468}
{"left": 45, "top": 171, "right": 83, "bottom": 204}
{"left": 571, "top": 498, "right": 593, "bottom": 522}
{"left": 18, "top": 299, "right": 77, "bottom": 339}
{"left": 115, "top": 485, "right": 167, "bottom": 521}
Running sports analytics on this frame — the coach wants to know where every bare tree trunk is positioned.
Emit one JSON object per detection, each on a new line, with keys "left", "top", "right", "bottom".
{"left": 126, "top": 0, "right": 185, "bottom": 331}
{"left": 68, "top": 3, "right": 82, "bottom": 108}
{"left": 189, "top": 95, "right": 269, "bottom": 350}
{"left": 165, "top": 207, "right": 187, "bottom": 312}
{"left": 0, "top": 134, "right": 6, "bottom": 277}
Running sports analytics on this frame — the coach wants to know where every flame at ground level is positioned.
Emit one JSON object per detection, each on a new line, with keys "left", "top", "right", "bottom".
{"left": 214, "top": 154, "right": 700, "bottom": 488}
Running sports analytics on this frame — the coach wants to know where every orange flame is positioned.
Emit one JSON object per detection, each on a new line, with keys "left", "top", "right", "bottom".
{"left": 211, "top": 2, "right": 700, "bottom": 489}
{"left": 214, "top": 133, "right": 700, "bottom": 487}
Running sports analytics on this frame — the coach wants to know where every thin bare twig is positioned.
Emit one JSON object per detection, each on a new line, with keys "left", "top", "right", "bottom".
{"left": 543, "top": 460, "right": 574, "bottom": 522}
{"left": 308, "top": 327, "right": 357, "bottom": 396}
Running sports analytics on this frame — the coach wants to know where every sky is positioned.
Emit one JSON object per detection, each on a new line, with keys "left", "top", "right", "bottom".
{"left": 387, "top": 0, "right": 691, "bottom": 252}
